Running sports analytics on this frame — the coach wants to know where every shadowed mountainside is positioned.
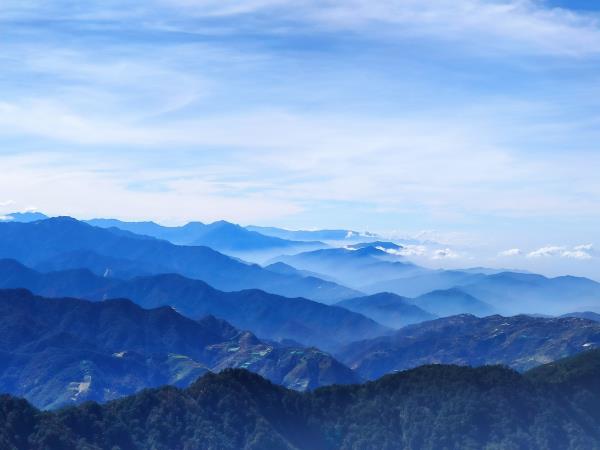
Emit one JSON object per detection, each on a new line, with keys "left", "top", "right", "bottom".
{"left": 0, "top": 289, "right": 360, "bottom": 409}
{"left": 0, "top": 259, "right": 388, "bottom": 351}
{"left": 339, "top": 313, "right": 600, "bottom": 380}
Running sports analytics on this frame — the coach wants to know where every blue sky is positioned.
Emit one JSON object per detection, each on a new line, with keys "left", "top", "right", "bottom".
{"left": 1, "top": 0, "right": 600, "bottom": 277}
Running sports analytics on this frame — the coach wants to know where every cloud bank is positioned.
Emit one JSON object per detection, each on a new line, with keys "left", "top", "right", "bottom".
{"left": 1, "top": 0, "right": 600, "bottom": 279}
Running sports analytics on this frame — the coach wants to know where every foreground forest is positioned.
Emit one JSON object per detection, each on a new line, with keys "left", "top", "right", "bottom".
{"left": 2, "top": 350, "right": 600, "bottom": 450}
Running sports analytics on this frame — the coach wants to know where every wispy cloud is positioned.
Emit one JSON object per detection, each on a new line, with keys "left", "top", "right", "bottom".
{"left": 150, "top": 0, "right": 600, "bottom": 58}
{"left": 526, "top": 245, "right": 595, "bottom": 260}
{"left": 1, "top": 0, "right": 600, "bottom": 278}
{"left": 317, "top": 0, "right": 600, "bottom": 56}
{"left": 561, "top": 249, "right": 593, "bottom": 260}
{"left": 527, "top": 246, "right": 566, "bottom": 258}
{"left": 5, "top": 0, "right": 600, "bottom": 57}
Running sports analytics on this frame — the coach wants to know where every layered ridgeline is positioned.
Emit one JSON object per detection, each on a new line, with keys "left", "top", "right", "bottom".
{"left": 365, "top": 271, "right": 600, "bottom": 316}
{"left": 336, "top": 290, "right": 495, "bottom": 328}
{"left": 247, "top": 225, "right": 379, "bottom": 243}
{"left": 2, "top": 351, "right": 600, "bottom": 449}
{"left": 0, "top": 260, "right": 388, "bottom": 351}
{"left": 86, "top": 218, "right": 324, "bottom": 260}
{"left": 273, "top": 242, "right": 423, "bottom": 290}
{"left": 0, "top": 217, "right": 360, "bottom": 303}
{"left": 339, "top": 314, "right": 600, "bottom": 380}
{"left": 275, "top": 244, "right": 600, "bottom": 316}
{"left": 0, "top": 289, "right": 359, "bottom": 409}
{"left": 336, "top": 293, "right": 437, "bottom": 328}
{"left": 5, "top": 216, "right": 599, "bottom": 317}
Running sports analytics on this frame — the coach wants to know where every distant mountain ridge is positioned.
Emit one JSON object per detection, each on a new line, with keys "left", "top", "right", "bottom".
{"left": 336, "top": 292, "right": 437, "bottom": 328}
{"left": 0, "top": 217, "right": 360, "bottom": 303}
{"left": 4, "top": 216, "right": 599, "bottom": 318}
{"left": 460, "top": 272, "right": 600, "bottom": 315}
{"left": 86, "top": 217, "right": 325, "bottom": 255}
{"left": 0, "top": 259, "right": 388, "bottom": 351}
{"left": 336, "top": 288, "right": 496, "bottom": 323}
{"left": 279, "top": 244, "right": 600, "bottom": 315}
{"left": 363, "top": 269, "right": 487, "bottom": 297}
{"left": 246, "top": 225, "right": 379, "bottom": 243}
{"left": 413, "top": 288, "right": 494, "bottom": 317}
{"left": 273, "top": 243, "right": 422, "bottom": 289}
{"left": 0, "top": 289, "right": 360, "bottom": 409}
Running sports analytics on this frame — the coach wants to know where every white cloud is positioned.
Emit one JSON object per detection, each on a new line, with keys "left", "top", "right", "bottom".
{"left": 0, "top": 0, "right": 599, "bottom": 229}
{"left": 432, "top": 248, "right": 460, "bottom": 259}
{"left": 0, "top": 200, "right": 15, "bottom": 208}
{"left": 398, "top": 245, "right": 428, "bottom": 257}
{"left": 0, "top": 153, "right": 303, "bottom": 225}
{"left": 373, "top": 244, "right": 428, "bottom": 257}
{"left": 1, "top": 0, "right": 600, "bottom": 257}
{"left": 371, "top": 242, "right": 472, "bottom": 260}
{"left": 499, "top": 248, "right": 522, "bottom": 257}
{"left": 527, "top": 246, "right": 566, "bottom": 258}
{"left": 527, "top": 245, "right": 595, "bottom": 260}
{"left": 562, "top": 250, "right": 593, "bottom": 260}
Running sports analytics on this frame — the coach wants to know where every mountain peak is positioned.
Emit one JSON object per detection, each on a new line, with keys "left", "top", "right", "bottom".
{"left": 209, "top": 220, "right": 238, "bottom": 228}
{"left": 348, "top": 241, "right": 403, "bottom": 251}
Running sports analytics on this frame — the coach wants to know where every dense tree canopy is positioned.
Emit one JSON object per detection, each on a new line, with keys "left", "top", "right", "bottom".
{"left": 2, "top": 351, "right": 600, "bottom": 449}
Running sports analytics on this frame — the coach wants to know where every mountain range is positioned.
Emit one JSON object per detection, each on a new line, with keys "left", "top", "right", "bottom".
{"left": 562, "top": 311, "right": 600, "bottom": 322}
{"left": 338, "top": 286, "right": 495, "bottom": 322}
{"left": 363, "top": 268, "right": 486, "bottom": 297}
{"left": 6, "top": 262, "right": 599, "bottom": 388}
{"left": 335, "top": 293, "right": 436, "bottom": 328}
{"left": 364, "top": 270, "right": 600, "bottom": 315}
{"left": 8, "top": 215, "right": 599, "bottom": 318}
{"left": 0, "top": 217, "right": 359, "bottom": 303}
{"left": 459, "top": 272, "right": 600, "bottom": 315}
{"left": 2, "top": 211, "right": 600, "bottom": 429}
{"left": 246, "top": 225, "right": 380, "bottom": 243}
{"left": 3, "top": 350, "right": 600, "bottom": 449}
{"left": 273, "top": 243, "right": 422, "bottom": 289}
{"left": 412, "top": 288, "right": 494, "bottom": 317}
{"left": 0, "top": 289, "right": 359, "bottom": 409}
{"left": 3, "top": 212, "right": 375, "bottom": 247}
{"left": 276, "top": 245, "right": 600, "bottom": 316}
{"left": 86, "top": 218, "right": 325, "bottom": 260}
{"left": 0, "top": 259, "right": 388, "bottom": 351}
{"left": 338, "top": 313, "right": 600, "bottom": 380}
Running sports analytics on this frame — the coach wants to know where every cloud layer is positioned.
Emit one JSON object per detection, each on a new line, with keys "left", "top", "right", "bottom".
{"left": 1, "top": 1, "right": 600, "bottom": 278}
{"left": 499, "top": 244, "right": 596, "bottom": 261}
